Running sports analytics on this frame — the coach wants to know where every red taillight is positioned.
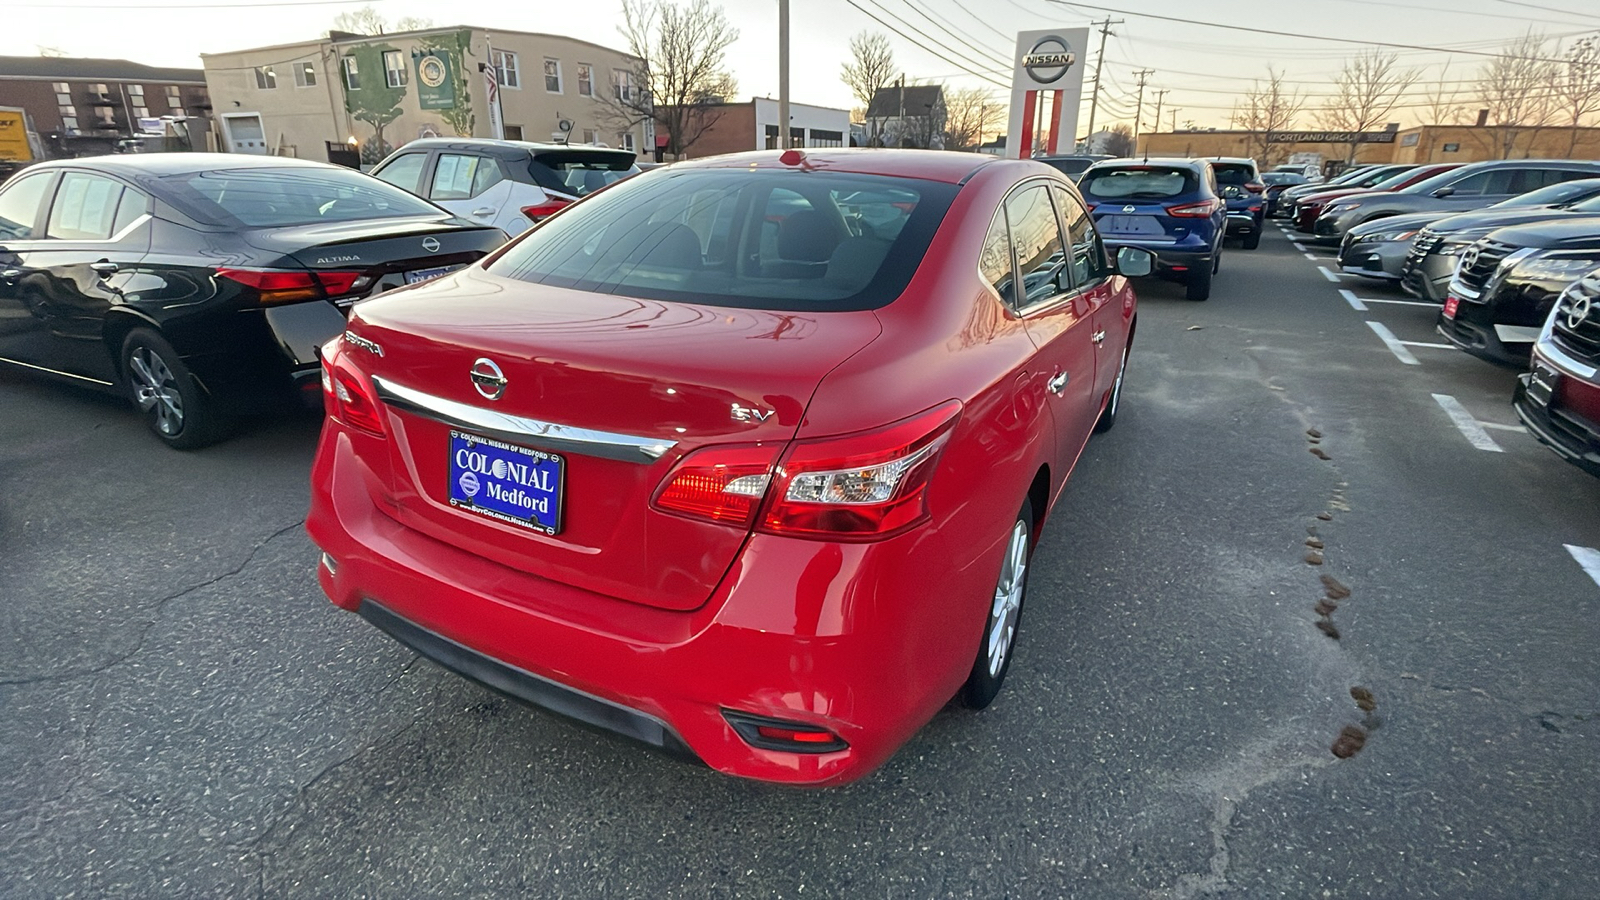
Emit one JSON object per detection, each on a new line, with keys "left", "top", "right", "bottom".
{"left": 218, "top": 267, "right": 363, "bottom": 305}
{"left": 652, "top": 444, "right": 779, "bottom": 527}
{"left": 520, "top": 198, "right": 571, "bottom": 223}
{"left": 320, "top": 337, "right": 386, "bottom": 436}
{"left": 759, "top": 401, "right": 962, "bottom": 540}
{"left": 1248, "top": 205, "right": 1262, "bottom": 212}
{"left": 1166, "top": 200, "right": 1218, "bottom": 218}
{"left": 1084, "top": 202, "right": 1099, "bottom": 211}
{"left": 722, "top": 710, "right": 848, "bottom": 753}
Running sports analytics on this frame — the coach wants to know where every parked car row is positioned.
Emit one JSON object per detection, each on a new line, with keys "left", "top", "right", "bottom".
{"left": 1327, "top": 160, "right": 1600, "bottom": 480}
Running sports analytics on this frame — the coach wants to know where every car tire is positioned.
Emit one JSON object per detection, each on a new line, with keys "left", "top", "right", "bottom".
{"left": 1242, "top": 228, "right": 1261, "bottom": 250}
{"left": 1187, "top": 262, "right": 1213, "bottom": 301}
{"left": 961, "top": 500, "right": 1035, "bottom": 710}
{"left": 1094, "top": 340, "right": 1130, "bottom": 434}
{"left": 121, "top": 328, "right": 229, "bottom": 450}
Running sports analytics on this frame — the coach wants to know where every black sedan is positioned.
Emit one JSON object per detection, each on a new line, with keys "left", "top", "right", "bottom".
{"left": 0, "top": 154, "right": 506, "bottom": 448}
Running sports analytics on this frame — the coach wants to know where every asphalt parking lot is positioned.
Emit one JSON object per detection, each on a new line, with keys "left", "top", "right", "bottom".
{"left": 3, "top": 223, "right": 1598, "bottom": 898}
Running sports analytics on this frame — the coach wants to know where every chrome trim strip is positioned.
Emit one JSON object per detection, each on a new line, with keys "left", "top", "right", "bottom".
{"left": 0, "top": 355, "right": 115, "bottom": 385}
{"left": 1535, "top": 337, "right": 1599, "bottom": 380}
{"left": 371, "top": 376, "right": 676, "bottom": 463}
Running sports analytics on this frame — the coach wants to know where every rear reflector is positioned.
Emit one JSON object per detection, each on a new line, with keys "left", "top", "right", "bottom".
{"left": 723, "top": 710, "right": 848, "bottom": 753}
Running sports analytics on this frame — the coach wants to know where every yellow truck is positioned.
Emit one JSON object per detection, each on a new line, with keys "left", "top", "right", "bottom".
{"left": 1, "top": 106, "right": 37, "bottom": 181}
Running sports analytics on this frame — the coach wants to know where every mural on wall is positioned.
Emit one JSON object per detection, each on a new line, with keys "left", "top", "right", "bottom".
{"left": 419, "top": 30, "right": 475, "bottom": 138}
{"left": 341, "top": 42, "right": 407, "bottom": 164}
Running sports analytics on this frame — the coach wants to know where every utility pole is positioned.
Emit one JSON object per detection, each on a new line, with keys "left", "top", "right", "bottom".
{"left": 1169, "top": 108, "right": 1180, "bottom": 133}
{"left": 1083, "top": 17, "right": 1123, "bottom": 144}
{"left": 778, "top": 0, "right": 791, "bottom": 149}
{"left": 1151, "top": 89, "right": 1169, "bottom": 143}
{"left": 1131, "top": 69, "right": 1154, "bottom": 155}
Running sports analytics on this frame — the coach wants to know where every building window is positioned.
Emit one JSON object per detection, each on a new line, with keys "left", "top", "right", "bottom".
{"left": 493, "top": 50, "right": 519, "bottom": 89}
{"left": 127, "top": 84, "right": 144, "bottom": 98}
{"left": 134, "top": 105, "right": 149, "bottom": 119}
{"left": 582, "top": 128, "right": 597, "bottom": 144}
{"left": 254, "top": 66, "right": 276, "bottom": 89}
{"left": 343, "top": 57, "right": 360, "bottom": 90}
{"left": 383, "top": 51, "right": 407, "bottom": 88}
{"left": 61, "top": 116, "right": 78, "bottom": 131}
{"left": 618, "top": 132, "right": 636, "bottom": 153}
{"left": 613, "top": 70, "right": 632, "bottom": 102}
{"left": 544, "top": 58, "right": 562, "bottom": 93}
{"left": 294, "top": 61, "right": 317, "bottom": 87}
{"left": 52, "top": 82, "right": 69, "bottom": 93}
{"left": 1443, "top": 142, "right": 1460, "bottom": 153}
{"left": 56, "top": 92, "right": 72, "bottom": 107}
{"left": 810, "top": 129, "right": 843, "bottom": 148}
{"left": 577, "top": 64, "right": 592, "bottom": 97}
{"left": 790, "top": 127, "right": 805, "bottom": 146}
{"left": 503, "top": 124, "right": 524, "bottom": 141}
{"left": 764, "top": 124, "right": 779, "bottom": 150}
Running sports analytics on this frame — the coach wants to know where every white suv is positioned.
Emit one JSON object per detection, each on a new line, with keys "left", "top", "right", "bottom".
{"left": 370, "top": 139, "right": 642, "bottom": 236}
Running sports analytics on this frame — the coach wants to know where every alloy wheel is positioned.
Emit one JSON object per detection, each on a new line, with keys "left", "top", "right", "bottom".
{"left": 986, "top": 519, "right": 1029, "bottom": 677}
{"left": 128, "top": 347, "right": 184, "bottom": 437}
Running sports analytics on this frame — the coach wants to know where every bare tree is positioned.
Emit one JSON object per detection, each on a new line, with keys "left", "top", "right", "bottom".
{"left": 1475, "top": 32, "right": 1559, "bottom": 159}
{"left": 1102, "top": 123, "right": 1135, "bottom": 157}
{"left": 1554, "top": 35, "right": 1600, "bottom": 157}
{"left": 36, "top": 46, "right": 66, "bottom": 57}
{"left": 943, "top": 86, "right": 995, "bottom": 152}
{"left": 604, "top": 0, "right": 739, "bottom": 158}
{"left": 1419, "top": 62, "right": 1467, "bottom": 161}
{"left": 1229, "top": 68, "right": 1305, "bottom": 167}
{"left": 1316, "top": 50, "right": 1420, "bottom": 165}
{"left": 330, "top": 5, "right": 387, "bottom": 35}
{"left": 841, "top": 31, "right": 896, "bottom": 146}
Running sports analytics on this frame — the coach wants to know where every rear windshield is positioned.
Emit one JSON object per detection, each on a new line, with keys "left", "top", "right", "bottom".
{"left": 1080, "top": 167, "right": 1198, "bottom": 200}
{"left": 530, "top": 151, "right": 641, "bottom": 198}
{"left": 1039, "top": 158, "right": 1095, "bottom": 176}
{"left": 1211, "top": 163, "right": 1256, "bottom": 185}
{"left": 159, "top": 166, "right": 442, "bottom": 228}
{"left": 487, "top": 168, "right": 958, "bottom": 311}
{"left": 1262, "top": 172, "right": 1307, "bottom": 185}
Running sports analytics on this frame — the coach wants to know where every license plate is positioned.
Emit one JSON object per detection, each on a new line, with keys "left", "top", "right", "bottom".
{"left": 448, "top": 430, "right": 564, "bottom": 534}
{"left": 1105, "top": 215, "right": 1163, "bottom": 236}
{"left": 1443, "top": 296, "right": 1459, "bottom": 319}
{"left": 405, "top": 264, "right": 462, "bottom": 285}
{"left": 1528, "top": 362, "right": 1559, "bottom": 408}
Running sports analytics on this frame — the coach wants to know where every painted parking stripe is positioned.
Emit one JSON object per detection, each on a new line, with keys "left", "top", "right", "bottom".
{"left": 1293, "top": 242, "right": 1309, "bottom": 251}
{"left": 1339, "top": 289, "right": 1368, "bottom": 311}
{"left": 1319, "top": 266, "right": 1342, "bottom": 282}
{"left": 1479, "top": 422, "right": 1527, "bottom": 433}
{"left": 1361, "top": 297, "right": 1437, "bottom": 308}
{"left": 1566, "top": 545, "right": 1600, "bottom": 589}
{"left": 1432, "top": 393, "right": 1503, "bottom": 451}
{"left": 1368, "top": 321, "right": 1420, "bottom": 364}
{"left": 1400, "top": 340, "right": 1455, "bottom": 349}
{"left": 1305, "top": 252, "right": 1319, "bottom": 260}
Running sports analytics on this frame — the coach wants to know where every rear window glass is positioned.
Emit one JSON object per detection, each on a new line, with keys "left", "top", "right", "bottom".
{"left": 487, "top": 169, "right": 957, "bottom": 311}
{"left": 1262, "top": 173, "right": 1306, "bottom": 185}
{"left": 530, "top": 151, "right": 641, "bottom": 198}
{"left": 1080, "top": 167, "right": 1197, "bottom": 200}
{"left": 1039, "top": 158, "right": 1095, "bottom": 176}
{"left": 158, "top": 166, "right": 443, "bottom": 228}
{"left": 1211, "top": 164, "right": 1255, "bottom": 185}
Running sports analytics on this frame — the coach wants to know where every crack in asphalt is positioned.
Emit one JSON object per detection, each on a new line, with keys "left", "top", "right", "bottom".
{"left": 0, "top": 518, "right": 307, "bottom": 687}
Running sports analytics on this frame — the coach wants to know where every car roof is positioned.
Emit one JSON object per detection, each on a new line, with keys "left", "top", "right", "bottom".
{"left": 670, "top": 149, "right": 997, "bottom": 185}
{"left": 18, "top": 152, "right": 342, "bottom": 177}
{"left": 1087, "top": 157, "right": 1210, "bottom": 173}
{"left": 391, "top": 137, "right": 638, "bottom": 160}
{"left": 1452, "top": 158, "right": 1600, "bottom": 171}
{"left": 1211, "top": 157, "right": 1257, "bottom": 166}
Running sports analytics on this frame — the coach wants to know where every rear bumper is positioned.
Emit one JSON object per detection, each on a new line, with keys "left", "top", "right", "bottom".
{"left": 184, "top": 300, "right": 344, "bottom": 413}
{"left": 305, "top": 426, "right": 993, "bottom": 786}
{"left": 1100, "top": 237, "right": 1212, "bottom": 275}
{"left": 1225, "top": 212, "right": 1260, "bottom": 234}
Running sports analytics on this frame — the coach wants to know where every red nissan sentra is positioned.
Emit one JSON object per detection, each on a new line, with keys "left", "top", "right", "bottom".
{"left": 307, "top": 149, "right": 1150, "bottom": 785}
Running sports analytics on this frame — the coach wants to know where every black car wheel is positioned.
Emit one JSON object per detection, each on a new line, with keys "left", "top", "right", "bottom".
{"left": 1187, "top": 261, "right": 1213, "bottom": 301}
{"left": 121, "top": 329, "right": 230, "bottom": 450}
{"left": 1243, "top": 228, "right": 1262, "bottom": 250}
{"left": 1094, "top": 340, "right": 1130, "bottom": 434}
{"left": 962, "top": 499, "right": 1035, "bottom": 710}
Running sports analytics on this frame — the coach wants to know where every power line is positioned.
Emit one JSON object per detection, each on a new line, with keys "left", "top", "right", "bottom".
{"left": 1047, "top": 0, "right": 1582, "bottom": 62}
{"left": 942, "top": 0, "right": 1023, "bottom": 45}
{"left": 886, "top": 0, "right": 1014, "bottom": 72}
{"left": 843, "top": 0, "right": 1011, "bottom": 88}
{"left": 1495, "top": 0, "right": 1600, "bottom": 23}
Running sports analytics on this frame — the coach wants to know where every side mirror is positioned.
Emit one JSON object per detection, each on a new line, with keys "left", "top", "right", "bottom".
{"left": 1432, "top": 186, "right": 1456, "bottom": 198}
{"left": 1116, "top": 246, "right": 1154, "bottom": 278}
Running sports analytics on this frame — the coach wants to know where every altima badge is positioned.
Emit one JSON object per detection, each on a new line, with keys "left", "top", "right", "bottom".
{"left": 470, "top": 358, "right": 507, "bottom": 400}
{"left": 731, "top": 403, "right": 773, "bottom": 423}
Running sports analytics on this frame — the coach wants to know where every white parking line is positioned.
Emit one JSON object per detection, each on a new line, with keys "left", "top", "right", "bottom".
{"left": 1304, "top": 252, "right": 1319, "bottom": 260}
{"left": 1432, "top": 393, "right": 1503, "bottom": 451}
{"left": 1566, "top": 545, "right": 1600, "bottom": 589}
{"left": 1400, "top": 340, "right": 1455, "bottom": 349}
{"left": 1293, "top": 242, "right": 1308, "bottom": 251}
{"left": 1361, "top": 297, "right": 1437, "bottom": 308}
{"left": 1319, "top": 266, "right": 1343, "bottom": 282}
{"left": 1479, "top": 422, "right": 1528, "bottom": 433}
{"left": 1367, "top": 321, "right": 1420, "bottom": 364}
{"left": 1339, "top": 289, "right": 1368, "bottom": 311}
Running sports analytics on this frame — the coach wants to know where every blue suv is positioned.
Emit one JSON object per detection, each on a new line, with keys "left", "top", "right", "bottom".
{"left": 1078, "top": 158, "right": 1226, "bottom": 300}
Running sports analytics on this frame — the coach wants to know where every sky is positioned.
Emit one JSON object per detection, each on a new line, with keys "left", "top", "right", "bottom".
{"left": 4, "top": 0, "right": 1600, "bottom": 134}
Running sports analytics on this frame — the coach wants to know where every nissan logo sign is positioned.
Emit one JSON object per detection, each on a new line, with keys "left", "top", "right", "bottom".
{"left": 1022, "top": 35, "right": 1077, "bottom": 84}
{"left": 422, "top": 236, "right": 441, "bottom": 253}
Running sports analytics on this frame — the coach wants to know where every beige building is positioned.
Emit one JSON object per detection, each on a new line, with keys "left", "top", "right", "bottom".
{"left": 201, "top": 26, "right": 650, "bottom": 165}
{"left": 1137, "top": 124, "right": 1600, "bottom": 172}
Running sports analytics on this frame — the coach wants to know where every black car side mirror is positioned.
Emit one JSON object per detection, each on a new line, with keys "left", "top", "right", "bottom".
{"left": 1115, "top": 246, "right": 1154, "bottom": 277}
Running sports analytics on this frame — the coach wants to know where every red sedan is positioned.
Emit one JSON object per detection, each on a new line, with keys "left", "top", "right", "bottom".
{"left": 306, "top": 149, "right": 1150, "bottom": 785}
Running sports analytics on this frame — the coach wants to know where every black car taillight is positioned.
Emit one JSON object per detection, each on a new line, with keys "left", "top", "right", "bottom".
{"left": 218, "top": 267, "right": 364, "bottom": 306}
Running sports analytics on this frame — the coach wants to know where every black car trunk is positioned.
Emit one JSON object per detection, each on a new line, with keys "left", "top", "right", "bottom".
{"left": 244, "top": 217, "right": 506, "bottom": 304}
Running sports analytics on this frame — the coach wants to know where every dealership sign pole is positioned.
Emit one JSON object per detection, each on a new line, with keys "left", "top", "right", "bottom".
{"left": 1007, "top": 28, "right": 1090, "bottom": 159}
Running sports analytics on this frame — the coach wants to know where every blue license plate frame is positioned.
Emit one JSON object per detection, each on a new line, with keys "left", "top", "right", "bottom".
{"left": 405, "top": 264, "right": 462, "bottom": 285}
{"left": 447, "top": 430, "right": 564, "bottom": 535}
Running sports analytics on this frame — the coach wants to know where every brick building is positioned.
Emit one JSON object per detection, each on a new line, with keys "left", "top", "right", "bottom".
{"left": 654, "top": 97, "right": 849, "bottom": 160}
{"left": 0, "top": 56, "right": 212, "bottom": 158}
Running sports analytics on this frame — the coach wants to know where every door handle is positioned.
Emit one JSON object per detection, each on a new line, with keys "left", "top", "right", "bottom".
{"left": 471, "top": 207, "right": 497, "bottom": 217}
{"left": 90, "top": 260, "right": 119, "bottom": 277}
{"left": 0, "top": 268, "right": 20, "bottom": 282}
{"left": 1092, "top": 329, "right": 1106, "bottom": 344}
{"left": 1047, "top": 371, "right": 1069, "bottom": 396}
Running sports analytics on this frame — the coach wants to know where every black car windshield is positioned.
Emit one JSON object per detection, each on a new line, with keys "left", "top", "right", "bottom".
{"left": 486, "top": 168, "right": 957, "bottom": 311}
{"left": 1212, "top": 164, "right": 1256, "bottom": 185}
{"left": 1080, "top": 167, "right": 1198, "bottom": 200}
{"left": 530, "top": 150, "right": 641, "bottom": 198}
{"left": 1495, "top": 179, "right": 1600, "bottom": 208}
{"left": 159, "top": 166, "right": 442, "bottom": 228}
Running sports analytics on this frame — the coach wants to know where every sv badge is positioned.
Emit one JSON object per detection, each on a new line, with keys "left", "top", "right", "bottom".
{"left": 731, "top": 403, "right": 774, "bottom": 423}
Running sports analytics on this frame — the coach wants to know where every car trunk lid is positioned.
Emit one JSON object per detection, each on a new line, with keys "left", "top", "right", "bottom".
{"left": 245, "top": 216, "right": 505, "bottom": 306}
{"left": 342, "top": 267, "right": 883, "bottom": 611}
